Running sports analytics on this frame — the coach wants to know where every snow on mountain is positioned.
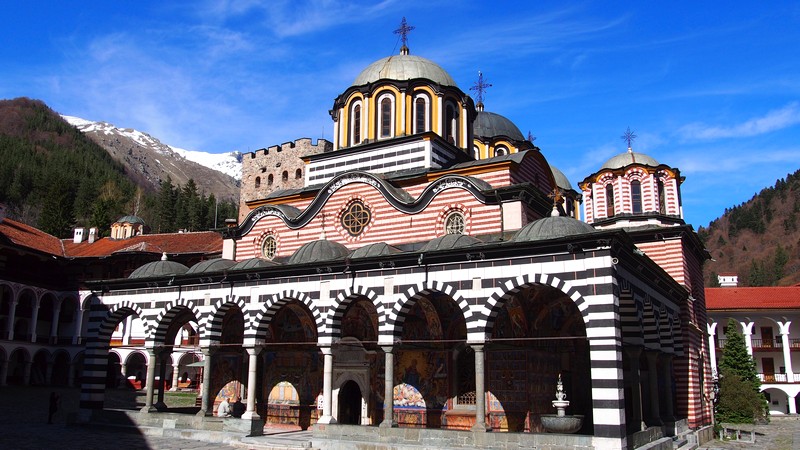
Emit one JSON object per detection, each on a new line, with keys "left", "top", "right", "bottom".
{"left": 62, "top": 115, "right": 242, "bottom": 180}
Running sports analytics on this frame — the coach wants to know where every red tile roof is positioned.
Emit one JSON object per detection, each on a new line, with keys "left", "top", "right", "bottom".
{"left": 706, "top": 286, "right": 800, "bottom": 310}
{"left": 0, "top": 218, "right": 64, "bottom": 255}
{"left": 1, "top": 218, "right": 221, "bottom": 258}
{"left": 62, "top": 231, "right": 222, "bottom": 257}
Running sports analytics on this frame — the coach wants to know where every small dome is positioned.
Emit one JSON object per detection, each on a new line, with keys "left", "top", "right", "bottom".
{"left": 287, "top": 240, "right": 350, "bottom": 265}
{"left": 229, "top": 258, "right": 280, "bottom": 270}
{"left": 601, "top": 150, "right": 660, "bottom": 170}
{"left": 549, "top": 165, "right": 573, "bottom": 191}
{"left": 350, "top": 242, "right": 402, "bottom": 259}
{"left": 419, "top": 234, "right": 481, "bottom": 252}
{"left": 354, "top": 54, "right": 456, "bottom": 87}
{"left": 129, "top": 258, "right": 189, "bottom": 279}
{"left": 474, "top": 111, "right": 524, "bottom": 141}
{"left": 185, "top": 258, "right": 236, "bottom": 274}
{"left": 115, "top": 215, "right": 146, "bottom": 225}
{"left": 513, "top": 216, "right": 595, "bottom": 243}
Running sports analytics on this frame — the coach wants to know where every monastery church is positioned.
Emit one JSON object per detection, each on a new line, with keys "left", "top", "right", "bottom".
{"left": 2, "top": 21, "right": 713, "bottom": 450}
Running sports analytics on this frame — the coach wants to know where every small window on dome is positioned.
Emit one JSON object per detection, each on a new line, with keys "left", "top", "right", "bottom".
{"left": 605, "top": 184, "right": 615, "bottom": 217}
{"left": 657, "top": 179, "right": 666, "bottom": 214}
{"left": 445, "top": 103, "right": 458, "bottom": 145}
{"left": 380, "top": 97, "right": 392, "bottom": 138}
{"left": 444, "top": 211, "right": 465, "bottom": 235}
{"left": 261, "top": 235, "right": 277, "bottom": 260}
{"left": 494, "top": 146, "right": 508, "bottom": 157}
{"left": 414, "top": 95, "right": 429, "bottom": 134}
{"left": 352, "top": 103, "right": 362, "bottom": 145}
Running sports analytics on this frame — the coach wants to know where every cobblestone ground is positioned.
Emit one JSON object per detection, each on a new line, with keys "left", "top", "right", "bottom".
{"left": 698, "top": 418, "right": 800, "bottom": 450}
{"left": 0, "top": 385, "right": 242, "bottom": 450}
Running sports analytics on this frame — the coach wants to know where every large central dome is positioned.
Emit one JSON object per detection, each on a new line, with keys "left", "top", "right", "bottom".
{"left": 353, "top": 54, "right": 457, "bottom": 87}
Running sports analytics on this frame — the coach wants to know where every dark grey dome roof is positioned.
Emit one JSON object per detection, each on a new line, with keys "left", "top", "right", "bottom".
{"left": 549, "top": 165, "right": 573, "bottom": 191}
{"left": 474, "top": 111, "right": 524, "bottom": 141}
{"left": 601, "top": 150, "right": 659, "bottom": 170}
{"left": 513, "top": 216, "right": 595, "bottom": 243}
{"left": 185, "top": 258, "right": 236, "bottom": 274}
{"left": 287, "top": 240, "right": 350, "bottom": 265}
{"left": 116, "top": 215, "right": 146, "bottom": 225}
{"left": 129, "top": 257, "right": 189, "bottom": 279}
{"left": 420, "top": 234, "right": 482, "bottom": 252}
{"left": 229, "top": 258, "right": 280, "bottom": 270}
{"left": 354, "top": 54, "right": 456, "bottom": 87}
{"left": 350, "top": 242, "right": 402, "bottom": 259}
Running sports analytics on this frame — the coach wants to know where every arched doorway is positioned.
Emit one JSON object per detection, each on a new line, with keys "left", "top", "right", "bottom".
{"left": 338, "top": 380, "right": 362, "bottom": 425}
{"left": 106, "top": 352, "right": 122, "bottom": 388}
{"left": 126, "top": 351, "right": 147, "bottom": 389}
{"left": 487, "top": 283, "right": 591, "bottom": 433}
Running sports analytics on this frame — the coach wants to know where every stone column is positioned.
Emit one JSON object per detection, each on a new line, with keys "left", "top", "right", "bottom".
{"left": 67, "top": 362, "right": 75, "bottom": 387}
{"left": 241, "top": 346, "right": 265, "bottom": 435}
{"left": 624, "top": 346, "right": 645, "bottom": 432}
{"left": 155, "top": 349, "right": 169, "bottom": 410}
{"left": 46, "top": 362, "right": 54, "bottom": 385}
{"left": 141, "top": 348, "right": 158, "bottom": 413}
{"left": 707, "top": 322, "right": 718, "bottom": 378}
{"left": 659, "top": 354, "right": 675, "bottom": 426}
{"left": 170, "top": 357, "right": 181, "bottom": 391}
{"left": 316, "top": 346, "right": 337, "bottom": 424}
{"left": 196, "top": 347, "right": 215, "bottom": 417}
{"left": 6, "top": 299, "right": 17, "bottom": 340}
{"left": 644, "top": 351, "right": 662, "bottom": 426}
{"left": 50, "top": 301, "right": 61, "bottom": 344}
{"left": 243, "top": 347, "right": 262, "bottom": 420}
{"left": 0, "top": 358, "right": 8, "bottom": 386}
{"left": 742, "top": 322, "right": 755, "bottom": 356}
{"left": 23, "top": 360, "right": 32, "bottom": 385}
{"left": 790, "top": 394, "right": 798, "bottom": 415}
{"left": 380, "top": 346, "right": 396, "bottom": 428}
{"left": 72, "top": 307, "right": 83, "bottom": 345}
{"left": 29, "top": 297, "right": 40, "bottom": 343}
{"left": 779, "top": 322, "right": 794, "bottom": 382}
{"left": 471, "top": 344, "right": 489, "bottom": 432}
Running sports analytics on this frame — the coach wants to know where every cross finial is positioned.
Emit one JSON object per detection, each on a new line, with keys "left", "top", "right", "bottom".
{"left": 394, "top": 17, "right": 415, "bottom": 54}
{"left": 547, "top": 188, "right": 563, "bottom": 216}
{"left": 527, "top": 131, "right": 537, "bottom": 143}
{"left": 621, "top": 126, "right": 637, "bottom": 151}
{"left": 470, "top": 71, "right": 492, "bottom": 110}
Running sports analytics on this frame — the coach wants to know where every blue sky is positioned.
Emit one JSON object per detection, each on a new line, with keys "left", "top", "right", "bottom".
{"left": 2, "top": 1, "right": 800, "bottom": 228}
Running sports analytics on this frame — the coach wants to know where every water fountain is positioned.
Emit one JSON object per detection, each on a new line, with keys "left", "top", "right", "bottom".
{"left": 540, "top": 374, "right": 584, "bottom": 433}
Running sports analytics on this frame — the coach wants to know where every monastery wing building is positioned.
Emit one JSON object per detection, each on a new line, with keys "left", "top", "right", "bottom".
{"left": 1, "top": 30, "right": 713, "bottom": 450}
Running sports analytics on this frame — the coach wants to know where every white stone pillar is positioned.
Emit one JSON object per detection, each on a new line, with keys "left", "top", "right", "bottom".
{"left": 707, "top": 322, "right": 718, "bottom": 378}
{"left": 741, "top": 321, "right": 755, "bottom": 356}
{"left": 400, "top": 90, "right": 406, "bottom": 135}
{"left": 362, "top": 95, "right": 370, "bottom": 142}
{"left": 789, "top": 394, "right": 798, "bottom": 415}
{"left": 49, "top": 301, "right": 61, "bottom": 344}
{"left": 471, "top": 344, "right": 489, "bottom": 432}
{"left": 30, "top": 297, "right": 40, "bottom": 343}
{"left": 170, "top": 358, "right": 181, "bottom": 391}
{"left": 242, "top": 347, "right": 262, "bottom": 420}
{"left": 6, "top": 299, "right": 17, "bottom": 340}
{"left": 779, "top": 322, "right": 794, "bottom": 381}
{"left": 317, "top": 346, "right": 337, "bottom": 424}
{"left": 72, "top": 307, "right": 83, "bottom": 345}
{"left": 141, "top": 349, "right": 158, "bottom": 412}
{"left": 380, "top": 346, "right": 396, "bottom": 428}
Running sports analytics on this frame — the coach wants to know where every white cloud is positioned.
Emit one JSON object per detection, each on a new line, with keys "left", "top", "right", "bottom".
{"left": 679, "top": 102, "right": 800, "bottom": 140}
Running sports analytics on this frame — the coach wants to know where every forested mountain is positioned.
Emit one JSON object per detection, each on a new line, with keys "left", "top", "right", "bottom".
{"left": 699, "top": 168, "right": 800, "bottom": 287}
{"left": 0, "top": 98, "right": 238, "bottom": 238}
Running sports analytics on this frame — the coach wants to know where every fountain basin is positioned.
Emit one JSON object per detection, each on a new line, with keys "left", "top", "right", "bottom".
{"left": 540, "top": 414, "right": 584, "bottom": 434}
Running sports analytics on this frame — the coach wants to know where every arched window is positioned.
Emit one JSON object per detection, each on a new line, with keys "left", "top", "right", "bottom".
{"left": 380, "top": 97, "right": 392, "bottom": 138}
{"left": 351, "top": 103, "right": 362, "bottom": 145}
{"left": 657, "top": 179, "right": 666, "bottom": 214}
{"left": 605, "top": 184, "right": 615, "bottom": 217}
{"left": 631, "top": 180, "right": 642, "bottom": 214}
{"left": 444, "top": 211, "right": 465, "bottom": 235}
{"left": 268, "top": 174, "right": 274, "bottom": 186}
{"left": 445, "top": 103, "right": 458, "bottom": 145}
{"left": 295, "top": 169, "right": 302, "bottom": 179}
{"left": 282, "top": 171, "right": 288, "bottom": 182}
{"left": 494, "top": 146, "right": 508, "bottom": 157}
{"left": 414, "top": 95, "right": 429, "bottom": 134}
{"left": 255, "top": 176, "right": 261, "bottom": 188}
{"left": 261, "top": 235, "right": 277, "bottom": 260}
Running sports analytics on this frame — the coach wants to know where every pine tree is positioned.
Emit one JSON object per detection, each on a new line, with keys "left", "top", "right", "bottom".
{"left": 716, "top": 318, "right": 768, "bottom": 424}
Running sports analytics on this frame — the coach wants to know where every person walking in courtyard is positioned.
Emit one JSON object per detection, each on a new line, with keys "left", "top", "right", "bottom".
{"left": 48, "top": 392, "right": 60, "bottom": 424}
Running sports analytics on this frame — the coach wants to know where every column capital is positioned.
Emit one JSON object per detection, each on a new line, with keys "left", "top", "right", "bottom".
{"left": 245, "top": 346, "right": 263, "bottom": 357}
{"left": 199, "top": 346, "right": 219, "bottom": 357}
{"left": 320, "top": 346, "right": 333, "bottom": 356}
{"left": 381, "top": 345, "right": 394, "bottom": 354}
